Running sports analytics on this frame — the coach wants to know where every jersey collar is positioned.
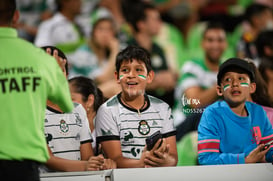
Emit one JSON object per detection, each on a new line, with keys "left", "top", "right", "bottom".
{"left": 0, "top": 27, "right": 17, "bottom": 38}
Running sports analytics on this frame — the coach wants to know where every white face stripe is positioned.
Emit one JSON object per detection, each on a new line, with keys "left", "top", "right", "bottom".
{"left": 138, "top": 75, "right": 146, "bottom": 80}
{"left": 223, "top": 82, "right": 249, "bottom": 91}
{"left": 240, "top": 82, "right": 249, "bottom": 87}
{"left": 223, "top": 84, "right": 230, "bottom": 92}
{"left": 119, "top": 74, "right": 147, "bottom": 80}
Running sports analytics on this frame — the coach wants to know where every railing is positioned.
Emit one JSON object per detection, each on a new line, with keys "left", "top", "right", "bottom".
{"left": 40, "top": 163, "right": 273, "bottom": 181}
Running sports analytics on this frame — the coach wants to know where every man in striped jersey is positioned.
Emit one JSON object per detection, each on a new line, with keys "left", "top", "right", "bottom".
{"left": 198, "top": 58, "right": 273, "bottom": 164}
{"left": 95, "top": 45, "right": 178, "bottom": 168}
{"left": 173, "top": 21, "right": 227, "bottom": 130}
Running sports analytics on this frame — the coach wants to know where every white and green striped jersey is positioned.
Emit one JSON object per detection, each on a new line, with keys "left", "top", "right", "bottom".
{"left": 44, "top": 103, "right": 93, "bottom": 161}
{"left": 175, "top": 59, "right": 217, "bottom": 100}
{"left": 95, "top": 94, "right": 176, "bottom": 159}
{"left": 34, "top": 13, "right": 84, "bottom": 54}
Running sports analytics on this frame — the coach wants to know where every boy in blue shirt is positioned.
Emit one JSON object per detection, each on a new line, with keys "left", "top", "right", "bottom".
{"left": 198, "top": 58, "right": 273, "bottom": 164}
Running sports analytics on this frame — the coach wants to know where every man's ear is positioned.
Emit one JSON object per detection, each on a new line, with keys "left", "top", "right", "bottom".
{"left": 216, "top": 85, "right": 223, "bottom": 96}
{"left": 115, "top": 71, "right": 120, "bottom": 84}
{"left": 147, "top": 70, "right": 154, "bottom": 84}
{"left": 249, "top": 82, "right": 256, "bottom": 94}
{"left": 12, "top": 10, "right": 20, "bottom": 26}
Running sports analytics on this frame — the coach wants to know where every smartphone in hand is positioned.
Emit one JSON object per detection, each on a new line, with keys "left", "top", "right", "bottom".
{"left": 145, "top": 131, "right": 163, "bottom": 151}
{"left": 261, "top": 140, "right": 273, "bottom": 151}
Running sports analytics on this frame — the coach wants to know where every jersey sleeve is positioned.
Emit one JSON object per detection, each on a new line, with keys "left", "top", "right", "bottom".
{"left": 95, "top": 103, "right": 120, "bottom": 143}
{"left": 77, "top": 104, "right": 93, "bottom": 144}
{"left": 35, "top": 22, "right": 52, "bottom": 47}
{"left": 198, "top": 108, "right": 245, "bottom": 165}
{"left": 175, "top": 62, "right": 199, "bottom": 100}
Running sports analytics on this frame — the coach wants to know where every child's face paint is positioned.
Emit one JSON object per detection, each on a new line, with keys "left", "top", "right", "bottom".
{"left": 119, "top": 75, "right": 124, "bottom": 80}
{"left": 138, "top": 75, "right": 146, "bottom": 80}
{"left": 240, "top": 82, "right": 249, "bottom": 87}
{"left": 223, "top": 84, "right": 231, "bottom": 92}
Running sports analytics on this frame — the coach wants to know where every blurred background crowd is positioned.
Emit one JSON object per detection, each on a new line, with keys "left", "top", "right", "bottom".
{"left": 15, "top": 0, "right": 273, "bottom": 166}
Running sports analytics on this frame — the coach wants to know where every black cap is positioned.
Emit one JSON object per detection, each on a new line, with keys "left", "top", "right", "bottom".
{"left": 217, "top": 58, "right": 255, "bottom": 85}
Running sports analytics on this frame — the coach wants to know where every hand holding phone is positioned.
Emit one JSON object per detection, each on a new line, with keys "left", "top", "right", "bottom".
{"left": 261, "top": 140, "right": 273, "bottom": 151}
{"left": 145, "top": 131, "right": 163, "bottom": 151}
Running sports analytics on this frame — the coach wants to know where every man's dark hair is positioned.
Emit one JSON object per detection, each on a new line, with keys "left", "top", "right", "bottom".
{"left": 244, "top": 3, "right": 272, "bottom": 25}
{"left": 116, "top": 45, "right": 152, "bottom": 75}
{"left": 69, "top": 76, "right": 104, "bottom": 112}
{"left": 0, "top": 0, "right": 16, "bottom": 25}
{"left": 122, "top": 0, "right": 156, "bottom": 32}
{"left": 202, "top": 21, "right": 226, "bottom": 38}
{"left": 255, "top": 30, "right": 273, "bottom": 58}
{"left": 41, "top": 46, "right": 69, "bottom": 76}
{"left": 55, "top": 0, "right": 64, "bottom": 12}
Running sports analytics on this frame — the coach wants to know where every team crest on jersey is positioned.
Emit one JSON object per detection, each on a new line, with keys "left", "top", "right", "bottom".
{"left": 60, "top": 119, "right": 69, "bottom": 133}
{"left": 138, "top": 120, "right": 150, "bottom": 135}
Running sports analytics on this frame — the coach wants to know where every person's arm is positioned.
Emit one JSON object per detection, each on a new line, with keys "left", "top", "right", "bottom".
{"left": 175, "top": 61, "right": 218, "bottom": 108}
{"left": 95, "top": 38, "right": 120, "bottom": 84}
{"left": 45, "top": 146, "right": 104, "bottom": 171}
{"left": 80, "top": 142, "right": 94, "bottom": 160}
{"left": 101, "top": 140, "right": 145, "bottom": 168}
{"left": 78, "top": 103, "right": 96, "bottom": 160}
{"left": 198, "top": 108, "right": 246, "bottom": 165}
{"left": 146, "top": 70, "right": 176, "bottom": 92}
{"left": 184, "top": 85, "right": 218, "bottom": 108}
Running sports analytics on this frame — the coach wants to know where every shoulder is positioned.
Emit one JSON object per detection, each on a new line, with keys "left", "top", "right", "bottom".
{"left": 105, "top": 95, "right": 119, "bottom": 107}
{"left": 245, "top": 101, "right": 268, "bottom": 118}
{"left": 148, "top": 95, "right": 170, "bottom": 110}
{"left": 261, "top": 105, "right": 273, "bottom": 113}
{"left": 202, "top": 101, "right": 224, "bottom": 115}
{"left": 199, "top": 101, "right": 225, "bottom": 127}
{"left": 41, "top": 13, "right": 67, "bottom": 25}
{"left": 245, "top": 101, "right": 264, "bottom": 112}
{"left": 38, "top": 13, "right": 71, "bottom": 32}
{"left": 98, "top": 95, "right": 119, "bottom": 112}
{"left": 152, "top": 42, "right": 164, "bottom": 51}
{"left": 19, "top": 43, "right": 57, "bottom": 67}
{"left": 73, "top": 102, "right": 86, "bottom": 113}
{"left": 181, "top": 59, "right": 205, "bottom": 73}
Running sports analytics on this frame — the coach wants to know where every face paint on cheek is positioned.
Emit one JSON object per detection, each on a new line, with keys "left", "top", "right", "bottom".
{"left": 240, "top": 82, "right": 249, "bottom": 87}
{"left": 138, "top": 75, "right": 146, "bottom": 80}
{"left": 119, "top": 75, "right": 124, "bottom": 80}
{"left": 223, "top": 84, "right": 231, "bottom": 92}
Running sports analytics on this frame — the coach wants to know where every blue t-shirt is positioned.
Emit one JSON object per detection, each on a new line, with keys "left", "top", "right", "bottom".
{"left": 198, "top": 100, "right": 273, "bottom": 165}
